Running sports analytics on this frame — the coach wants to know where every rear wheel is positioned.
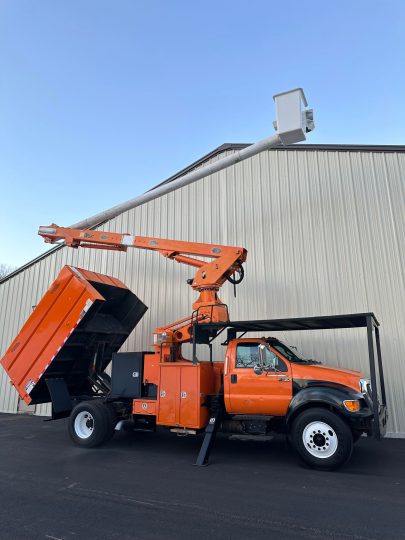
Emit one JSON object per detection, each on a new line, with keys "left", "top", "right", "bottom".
{"left": 291, "top": 408, "right": 353, "bottom": 470}
{"left": 69, "top": 400, "right": 115, "bottom": 448}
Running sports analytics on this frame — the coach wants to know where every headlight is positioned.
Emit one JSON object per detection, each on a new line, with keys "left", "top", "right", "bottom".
{"left": 359, "top": 378, "right": 371, "bottom": 395}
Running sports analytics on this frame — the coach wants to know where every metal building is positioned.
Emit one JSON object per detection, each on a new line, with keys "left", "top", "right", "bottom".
{"left": 1, "top": 143, "right": 404, "bottom": 435}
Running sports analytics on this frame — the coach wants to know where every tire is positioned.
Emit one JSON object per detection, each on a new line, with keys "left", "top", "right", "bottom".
{"left": 69, "top": 400, "right": 115, "bottom": 448}
{"left": 291, "top": 408, "right": 353, "bottom": 470}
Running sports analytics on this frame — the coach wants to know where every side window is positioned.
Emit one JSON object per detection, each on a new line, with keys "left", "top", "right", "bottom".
{"left": 235, "top": 343, "right": 289, "bottom": 372}
{"left": 264, "top": 348, "right": 288, "bottom": 372}
{"left": 236, "top": 343, "right": 259, "bottom": 368}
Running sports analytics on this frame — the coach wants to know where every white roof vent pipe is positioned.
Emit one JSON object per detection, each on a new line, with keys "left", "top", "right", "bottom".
{"left": 69, "top": 88, "right": 315, "bottom": 230}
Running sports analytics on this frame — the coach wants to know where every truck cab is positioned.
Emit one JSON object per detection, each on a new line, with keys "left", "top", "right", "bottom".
{"left": 224, "top": 336, "right": 368, "bottom": 417}
{"left": 221, "top": 335, "right": 387, "bottom": 469}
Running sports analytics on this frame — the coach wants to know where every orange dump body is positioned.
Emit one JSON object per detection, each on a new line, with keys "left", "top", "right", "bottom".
{"left": 1, "top": 265, "right": 147, "bottom": 405}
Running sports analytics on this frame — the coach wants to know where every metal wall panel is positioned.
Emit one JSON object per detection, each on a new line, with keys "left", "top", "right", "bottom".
{"left": 1, "top": 148, "right": 404, "bottom": 435}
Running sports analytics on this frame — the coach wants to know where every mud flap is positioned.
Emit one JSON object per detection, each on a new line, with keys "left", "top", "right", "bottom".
{"left": 45, "top": 378, "right": 72, "bottom": 420}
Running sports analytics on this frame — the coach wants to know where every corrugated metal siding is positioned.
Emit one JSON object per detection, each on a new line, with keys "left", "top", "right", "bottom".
{"left": 1, "top": 149, "right": 404, "bottom": 435}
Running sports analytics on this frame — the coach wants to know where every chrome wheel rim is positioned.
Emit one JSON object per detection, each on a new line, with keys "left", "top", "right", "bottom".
{"left": 74, "top": 411, "right": 94, "bottom": 439}
{"left": 302, "top": 421, "right": 338, "bottom": 458}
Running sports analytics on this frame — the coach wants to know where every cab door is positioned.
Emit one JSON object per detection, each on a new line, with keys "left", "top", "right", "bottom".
{"left": 225, "top": 340, "right": 292, "bottom": 415}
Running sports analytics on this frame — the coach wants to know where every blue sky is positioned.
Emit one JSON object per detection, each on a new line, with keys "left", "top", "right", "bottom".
{"left": 1, "top": 0, "right": 404, "bottom": 268}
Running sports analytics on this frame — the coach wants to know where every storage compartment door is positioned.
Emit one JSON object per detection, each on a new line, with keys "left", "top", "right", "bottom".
{"left": 157, "top": 365, "right": 179, "bottom": 426}
{"left": 179, "top": 365, "right": 200, "bottom": 428}
{"left": 110, "top": 352, "right": 143, "bottom": 398}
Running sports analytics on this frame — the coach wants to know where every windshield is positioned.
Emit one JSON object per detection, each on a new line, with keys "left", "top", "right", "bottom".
{"left": 269, "top": 340, "right": 316, "bottom": 364}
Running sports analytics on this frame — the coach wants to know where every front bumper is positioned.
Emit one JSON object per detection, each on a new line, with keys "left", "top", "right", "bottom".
{"left": 348, "top": 402, "right": 388, "bottom": 439}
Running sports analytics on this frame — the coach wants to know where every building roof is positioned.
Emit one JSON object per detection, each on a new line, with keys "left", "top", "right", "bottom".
{"left": 2, "top": 143, "right": 405, "bottom": 285}
{"left": 150, "top": 143, "right": 405, "bottom": 192}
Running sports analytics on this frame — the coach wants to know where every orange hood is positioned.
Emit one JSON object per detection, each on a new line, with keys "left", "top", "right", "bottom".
{"left": 291, "top": 363, "right": 365, "bottom": 393}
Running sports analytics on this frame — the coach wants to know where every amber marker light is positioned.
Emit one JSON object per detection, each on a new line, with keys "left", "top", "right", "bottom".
{"left": 343, "top": 400, "right": 361, "bottom": 412}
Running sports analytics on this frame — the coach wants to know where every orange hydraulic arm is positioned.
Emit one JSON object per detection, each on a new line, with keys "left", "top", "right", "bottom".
{"left": 38, "top": 225, "right": 247, "bottom": 356}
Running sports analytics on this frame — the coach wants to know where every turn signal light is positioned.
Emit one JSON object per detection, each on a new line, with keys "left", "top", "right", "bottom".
{"left": 343, "top": 400, "right": 360, "bottom": 412}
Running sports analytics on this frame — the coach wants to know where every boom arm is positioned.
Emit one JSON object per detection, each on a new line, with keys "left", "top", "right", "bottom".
{"left": 38, "top": 224, "right": 247, "bottom": 292}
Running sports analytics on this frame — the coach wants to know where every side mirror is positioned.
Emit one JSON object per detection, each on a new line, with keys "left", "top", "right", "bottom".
{"left": 255, "top": 344, "right": 267, "bottom": 375}
{"left": 253, "top": 365, "right": 263, "bottom": 375}
{"left": 258, "top": 344, "right": 267, "bottom": 367}
{"left": 258, "top": 343, "right": 279, "bottom": 372}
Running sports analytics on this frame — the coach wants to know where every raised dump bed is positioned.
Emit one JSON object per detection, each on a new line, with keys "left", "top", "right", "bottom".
{"left": 1, "top": 265, "right": 147, "bottom": 412}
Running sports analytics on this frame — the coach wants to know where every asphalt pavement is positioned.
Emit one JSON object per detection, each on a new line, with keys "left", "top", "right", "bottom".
{"left": 0, "top": 412, "right": 404, "bottom": 540}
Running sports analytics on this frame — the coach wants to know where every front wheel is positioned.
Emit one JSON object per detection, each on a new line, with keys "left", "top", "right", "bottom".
{"left": 291, "top": 408, "right": 353, "bottom": 470}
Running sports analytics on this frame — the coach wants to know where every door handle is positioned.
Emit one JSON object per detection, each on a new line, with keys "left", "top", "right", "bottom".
{"left": 278, "top": 376, "right": 290, "bottom": 382}
{"left": 230, "top": 374, "right": 237, "bottom": 384}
